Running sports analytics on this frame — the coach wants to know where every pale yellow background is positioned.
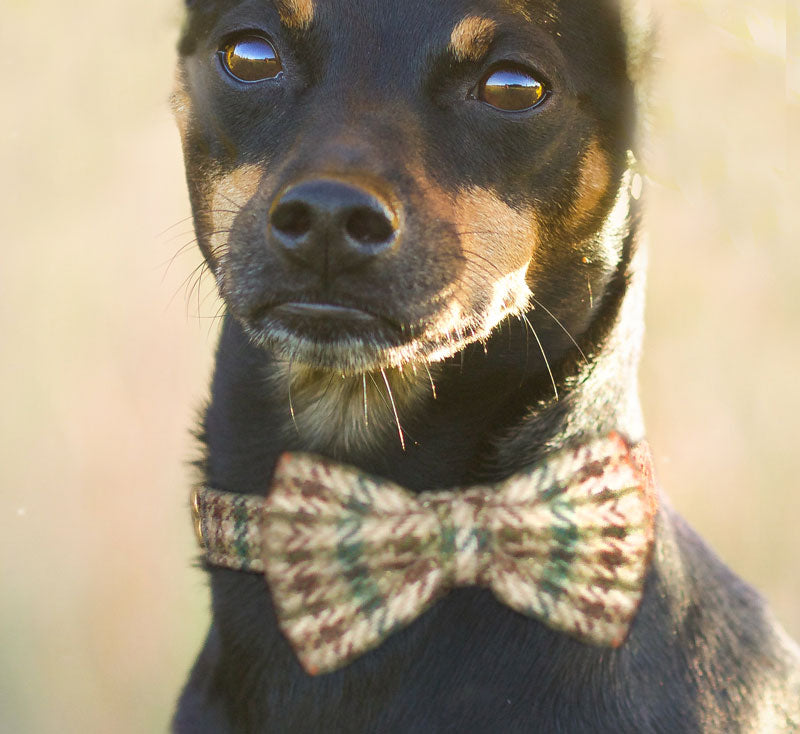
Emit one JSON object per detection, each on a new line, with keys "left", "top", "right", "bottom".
{"left": 1, "top": 1, "right": 797, "bottom": 731}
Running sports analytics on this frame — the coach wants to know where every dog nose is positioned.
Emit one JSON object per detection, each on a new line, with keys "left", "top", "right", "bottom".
{"left": 269, "top": 178, "right": 399, "bottom": 274}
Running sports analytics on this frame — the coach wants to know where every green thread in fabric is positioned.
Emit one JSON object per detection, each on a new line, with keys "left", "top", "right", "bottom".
{"left": 541, "top": 500, "right": 580, "bottom": 599}
{"left": 539, "top": 480, "right": 567, "bottom": 503}
{"left": 440, "top": 524, "right": 457, "bottom": 557}
{"left": 336, "top": 517, "right": 384, "bottom": 618}
{"left": 344, "top": 490, "right": 370, "bottom": 516}
{"left": 473, "top": 527, "right": 491, "bottom": 553}
{"left": 233, "top": 500, "right": 251, "bottom": 569}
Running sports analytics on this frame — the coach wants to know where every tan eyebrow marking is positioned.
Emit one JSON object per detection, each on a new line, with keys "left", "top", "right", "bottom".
{"left": 275, "top": 0, "right": 315, "bottom": 30}
{"left": 449, "top": 16, "right": 498, "bottom": 62}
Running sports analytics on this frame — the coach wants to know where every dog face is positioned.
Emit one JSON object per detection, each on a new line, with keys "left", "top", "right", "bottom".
{"left": 175, "top": 0, "right": 637, "bottom": 379}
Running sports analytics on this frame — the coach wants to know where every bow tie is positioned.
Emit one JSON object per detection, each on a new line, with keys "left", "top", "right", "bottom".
{"left": 192, "top": 433, "right": 656, "bottom": 675}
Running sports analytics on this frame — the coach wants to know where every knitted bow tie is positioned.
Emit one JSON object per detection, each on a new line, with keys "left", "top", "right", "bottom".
{"left": 192, "top": 433, "right": 656, "bottom": 675}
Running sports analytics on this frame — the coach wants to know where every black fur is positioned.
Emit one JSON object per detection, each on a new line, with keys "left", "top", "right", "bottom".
{"left": 172, "top": 0, "right": 800, "bottom": 730}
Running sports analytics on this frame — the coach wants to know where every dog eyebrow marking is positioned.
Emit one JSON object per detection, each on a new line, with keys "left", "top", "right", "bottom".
{"left": 449, "top": 16, "right": 498, "bottom": 62}
{"left": 275, "top": 0, "right": 315, "bottom": 30}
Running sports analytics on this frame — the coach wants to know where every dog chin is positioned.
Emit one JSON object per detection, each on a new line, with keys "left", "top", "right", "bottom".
{"left": 241, "top": 321, "right": 452, "bottom": 374}
{"left": 248, "top": 326, "right": 412, "bottom": 373}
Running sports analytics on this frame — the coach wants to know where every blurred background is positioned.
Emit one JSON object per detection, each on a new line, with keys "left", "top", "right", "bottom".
{"left": 0, "top": 0, "right": 797, "bottom": 730}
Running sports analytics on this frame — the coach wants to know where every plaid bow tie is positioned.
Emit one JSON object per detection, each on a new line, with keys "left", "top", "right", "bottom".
{"left": 192, "top": 433, "right": 656, "bottom": 675}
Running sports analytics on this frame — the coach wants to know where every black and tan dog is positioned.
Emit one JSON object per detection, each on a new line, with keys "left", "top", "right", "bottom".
{"left": 171, "top": 0, "right": 800, "bottom": 730}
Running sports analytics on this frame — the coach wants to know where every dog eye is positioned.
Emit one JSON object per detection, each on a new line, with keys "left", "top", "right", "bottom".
{"left": 477, "top": 67, "right": 547, "bottom": 111}
{"left": 219, "top": 35, "right": 282, "bottom": 83}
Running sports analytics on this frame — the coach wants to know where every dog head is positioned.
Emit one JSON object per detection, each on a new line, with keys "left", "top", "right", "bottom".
{"left": 174, "top": 0, "right": 650, "bottom": 453}
{"left": 175, "top": 0, "right": 647, "bottom": 365}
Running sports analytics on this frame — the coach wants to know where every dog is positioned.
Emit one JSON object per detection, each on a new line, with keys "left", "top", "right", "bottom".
{"left": 171, "top": 0, "right": 800, "bottom": 730}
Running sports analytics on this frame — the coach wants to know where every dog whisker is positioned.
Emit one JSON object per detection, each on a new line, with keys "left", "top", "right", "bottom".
{"left": 521, "top": 313, "right": 558, "bottom": 401}
{"left": 189, "top": 299, "right": 226, "bottom": 323}
{"left": 319, "top": 371, "right": 338, "bottom": 404}
{"left": 362, "top": 373, "right": 369, "bottom": 428}
{"left": 529, "top": 295, "right": 589, "bottom": 364}
{"left": 199, "top": 301, "right": 227, "bottom": 338}
{"left": 162, "top": 228, "right": 233, "bottom": 286}
{"left": 192, "top": 267, "right": 210, "bottom": 320}
{"left": 160, "top": 229, "right": 201, "bottom": 248}
{"left": 155, "top": 213, "right": 197, "bottom": 238}
{"left": 458, "top": 247, "right": 508, "bottom": 277}
{"left": 206, "top": 207, "right": 245, "bottom": 217}
{"left": 167, "top": 259, "right": 208, "bottom": 313}
{"left": 158, "top": 208, "right": 239, "bottom": 256}
{"left": 380, "top": 368, "right": 406, "bottom": 451}
{"left": 160, "top": 237, "right": 201, "bottom": 281}
{"left": 423, "top": 363, "right": 437, "bottom": 400}
{"left": 211, "top": 190, "right": 248, "bottom": 213}
{"left": 367, "top": 371, "right": 392, "bottom": 414}
{"left": 447, "top": 247, "right": 505, "bottom": 278}
{"left": 517, "top": 314, "right": 531, "bottom": 378}
{"left": 288, "top": 354, "right": 300, "bottom": 435}
{"left": 182, "top": 253, "right": 228, "bottom": 322}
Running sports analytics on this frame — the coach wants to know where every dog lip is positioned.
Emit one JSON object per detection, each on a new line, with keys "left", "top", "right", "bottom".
{"left": 274, "top": 302, "right": 377, "bottom": 322}
{"left": 245, "top": 300, "right": 421, "bottom": 364}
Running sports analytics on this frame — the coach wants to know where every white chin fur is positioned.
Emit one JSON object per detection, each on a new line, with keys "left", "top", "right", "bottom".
{"left": 244, "top": 263, "right": 533, "bottom": 375}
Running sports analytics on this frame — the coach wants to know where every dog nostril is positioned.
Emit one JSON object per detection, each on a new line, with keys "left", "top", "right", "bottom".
{"left": 271, "top": 200, "right": 312, "bottom": 237}
{"left": 345, "top": 207, "right": 396, "bottom": 245}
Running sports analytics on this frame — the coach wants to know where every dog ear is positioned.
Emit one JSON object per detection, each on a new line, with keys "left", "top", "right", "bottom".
{"left": 177, "top": 0, "right": 220, "bottom": 56}
{"left": 619, "top": 0, "right": 656, "bottom": 104}
{"left": 618, "top": 0, "right": 655, "bottom": 159}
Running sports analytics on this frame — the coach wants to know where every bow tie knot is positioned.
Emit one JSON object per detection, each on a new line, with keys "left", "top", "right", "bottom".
{"left": 427, "top": 490, "right": 492, "bottom": 586}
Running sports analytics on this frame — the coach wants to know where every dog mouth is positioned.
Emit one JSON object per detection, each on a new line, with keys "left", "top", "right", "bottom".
{"left": 270, "top": 302, "right": 380, "bottom": 325}
{"left": 249, "top": 300, "right": 403, "bottom": 334}
{"left": 242, "top": 298, "right": 417, "bottom": 371}
{"left": 237, "top": 264, "right": 532, "bottom": 373}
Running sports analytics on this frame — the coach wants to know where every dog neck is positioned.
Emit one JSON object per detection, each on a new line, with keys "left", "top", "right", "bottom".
{"left": 492, "top": 240, "right": 646, "bottom": 474}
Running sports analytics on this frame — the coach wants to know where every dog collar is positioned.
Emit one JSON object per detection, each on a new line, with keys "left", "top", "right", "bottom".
{"left": 192, "top": 433, "right": 657, "bottom": 675}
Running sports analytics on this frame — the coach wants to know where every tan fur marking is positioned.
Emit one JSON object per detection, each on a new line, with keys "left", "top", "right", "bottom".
{"left": 276, "top": 0, "right": 314, "bottom": 30}
{"left": 449, "top": 16, "right": 497, "bottom": 62}
{"left": 210, "top": 165, "right": 263, "bottom": 218}
{"left": 446, "top": 185, "right": 537, "bottom": 350}
{"left": 572, "top": 140, "right": 612, "bottom": 224}
{"left": 207, "top": 164, "right": 264, "bottom": 276}
{"left": 453, "top": 185, "right": 539, "bottom": 275}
